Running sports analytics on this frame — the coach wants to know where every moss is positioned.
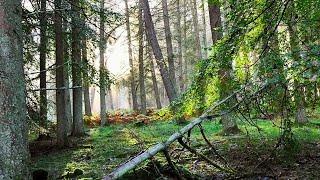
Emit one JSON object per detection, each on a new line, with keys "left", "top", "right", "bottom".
{"left": 31, "top": 118, "right": 320, "bottom": 179}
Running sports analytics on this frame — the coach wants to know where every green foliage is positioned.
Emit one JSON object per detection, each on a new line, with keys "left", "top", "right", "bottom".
{"left": 172, "top": 0, "right": 320, "bottom": 138}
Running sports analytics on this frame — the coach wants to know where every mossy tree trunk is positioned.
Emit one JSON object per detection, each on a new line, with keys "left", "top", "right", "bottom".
{"left": 209, "top": 1, "right": 239, "bottom": 134}
{"left": 100, "top": 0, "right": 107, "bottom": 126}
{"left": 0, "top": 0, "right": 30, "bottom": 178}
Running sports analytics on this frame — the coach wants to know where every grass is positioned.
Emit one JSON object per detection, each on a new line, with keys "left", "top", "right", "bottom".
{"left": 31, "top": 117, "right": 320, "bottom": 179}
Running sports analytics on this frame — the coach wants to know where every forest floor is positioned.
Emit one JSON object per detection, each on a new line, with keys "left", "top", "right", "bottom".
{"left": 30, "top": 112, "right": 320, "bottom": 179}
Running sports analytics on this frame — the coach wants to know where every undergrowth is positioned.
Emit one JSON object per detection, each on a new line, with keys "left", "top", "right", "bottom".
{"left": 31, "top": 118, "right": 320, "bottom": 179}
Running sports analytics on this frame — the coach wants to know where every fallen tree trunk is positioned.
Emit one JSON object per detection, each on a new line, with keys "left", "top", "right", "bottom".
{"left": 104, "top": 83, "right": 268, "bottom": 179}
{"left": 103, "top": 89, "right": 241, "bottom": 180}
{"left": 104, "top": 115, "right": 217, "bottom": 180}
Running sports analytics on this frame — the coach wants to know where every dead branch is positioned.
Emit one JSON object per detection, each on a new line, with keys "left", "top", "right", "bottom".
{"left": 198, "top": 124, "right": 228, "bottom": 164}
{"left": 177, "top": 137, "right": 232, "bottom": 173}
{"left": 162, "top": 149, "right": 183, "bottom": 180}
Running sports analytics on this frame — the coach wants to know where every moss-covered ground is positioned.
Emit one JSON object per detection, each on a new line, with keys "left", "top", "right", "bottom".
{"left": 30, "top": 114, "right": 320, "bottom": 179}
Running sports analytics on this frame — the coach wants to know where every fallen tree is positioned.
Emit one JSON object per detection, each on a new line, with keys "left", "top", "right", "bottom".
{"left": 104, "top": 82, "right": 268, "bottom": 179}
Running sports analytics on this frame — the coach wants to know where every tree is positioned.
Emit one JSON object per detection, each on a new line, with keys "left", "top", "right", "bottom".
{"left": 142, "top": 0, "right": 177, "bottom": 102}
{"left": 125, "top": 0, "right": 139, "bottom": 111}
{"left": 0, "top": 0, "right": 30, "bottom": 178}
{"left": 175, "top": 0, "right": 184, "bottom": 92}
{"left": 71, "top": 0, "right": 84, "bottom": 136}
{"left": 182, "top": 0, "right": 188, "bottom": 90}
{"left": 138, "top": 0, "right": 147, "bottom": 114}
{"left": 191, "top": 0, "right": 202, "bottom": 59}
{"left": 161, "top": 0, "right": 176, "bottom": 90}
{"left": 208, "top": 1, "right": 222, "bottom": 43}
{"left": 55, "top": 0, "right": 68, "bottom": 146}
{"left": 208, "top": 1, "right": 239, "bottom": 134}
{"left": 39, "top": 0, "right": 48, "bottom": 129}
{"left": 62, "top": 0, "right": 73, "bottom": 134}
{"left": 287, "top": 3, "right": 307, "bottom": 123}
{"left": 82, "top": 36, "right": 92, "bottom": 116}
{"left": 201, "top": 0, "right": 208, "bottom": 58}
{"left": 147, "top": 43, "right": 162, "bottom": 109}
{"left": 100, "top": 0, "right": 107, "bottom": 126}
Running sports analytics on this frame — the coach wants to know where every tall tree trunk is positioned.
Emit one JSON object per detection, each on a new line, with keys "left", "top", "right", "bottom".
{"left": 208, "top": 2, "right": 239, "bottom": 134}
{"left": 201, "top": 0, "right": 208, "bottom": 58}
{"left": 64, "top": 71, "right": 73, "bottom": 134}
{"left": 90, "top": 87, "right": 95, "bottom": 108}
{"left": 39, "top": 0, "right": 47, "bottom": 129}
{"left": 82, "top": 37, "right": 92, "bottom": 116}
{"left": 125, "top": 0, "right": 138, "bottom": 111}
{"left": 287, "top": 5, "right": 307, "bottom": 123}
{"left": 161, "top": 0, "right": 176, "bottom": 90}
{"left": 175, "top": 0, "right": 184, "bottom": 92}
{"left": 55, "top": 0, "right": 69, "bottom": 146}
{"left": 142, "top": 0, "right": 177, "bottom": 102}
{"left": 138, "top": 0, "right": 147, "bottom": 114}
{"left": 71, "top": 0, "right": 84, "bottom": 136}
{"left": 208, "top": 2, "right": 222, "bottom": 42}
{"left": 100, "top": 0, "right": 107, "bottom": 126}
{"left": 128, "top": 87, "right": 132, "bottom": 109}
{"left": 182, "top": 0, "right": 188, "bottom": 90}
{"left": 108, "top": 87, "right": 114, "bottom": 110}
{"left": 191, "top": 0, "right": 202, "bottom": 59}
{"left": 62, "top": 1, "right": 73, "bottom": 135}
{"left": 148, "top": 45, "right": 162, "bottom": 109}
{"left": 0, "top": 1, "right": 30, "bottom": 178}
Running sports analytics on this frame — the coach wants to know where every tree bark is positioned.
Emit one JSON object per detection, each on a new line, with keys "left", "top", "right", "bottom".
{"left": 138, "top": 0, "right": 147, "bottom": 114}
{"left": 82, "top": 37, "right": 92, "bottom": 116}
{"left": 90, "top": 87, "right": 95, "bottom": 108}
{"left": 39, "top": 0, "right": 47, "bottom": 129}
{"left": 175, "top": 0, "right": 184, "bottom": 92}
{"left": 0, "top": 0, "right": 30, "bottom": 178}
{"left": 201, "top": 0, "right": 208, "bottom": 58}
{"left": 108, "top": 87, "right": 114, "bottom": 110}
{"left": 64, "top": 71, "right": 73, "bottom": 134}
{"left": 143, "top": 0, "right": 177, "bottom": 102}
{"left": 71, "top": 0, "right": 84, "bottom": 136}
{"left": 125, "top": 0, "right": 139, "bottom": 111}
{"left": 148, "top": 44, "right": 162, "bottom": 109}
{"left": 62, "top": 1, "right": 73, "bottom": 135}
{"left": 191, "top": 0, "right": 202, "bottom": 59}
{"left": 208, "top": 2, "right": 222, "bottom": 43}
{"left": 182, "top": 0, "right": 188, "bottom": 90}
{"left": 55, "top": 0, "right": 69, "bottom": 146}
{"left": 100, "top": 0, "right": 107, "bottom": 126}
{"left": 161, "top": 0, "right": 176, "bottom": 90}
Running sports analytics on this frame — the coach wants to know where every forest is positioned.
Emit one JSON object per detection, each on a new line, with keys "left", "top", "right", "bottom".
{"left": 0, "top": 0, "right": 319, "bottom": 179}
